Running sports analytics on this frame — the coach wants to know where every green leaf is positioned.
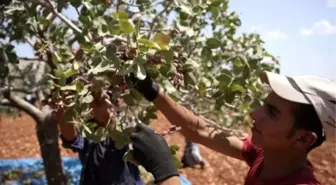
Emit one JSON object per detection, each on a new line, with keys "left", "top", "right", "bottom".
{"left": 76, "top": 81, "right": 85, "bottom": 93}
{"left": 231, "top": 84, "right": 245, "bottom": 94}
{"left": 130, "top": 89, "right": 143, "bottom": 101}
{"left": 123, "top": 150, "right": 135, "bottom": 163}
{"left": 138, "top": 38, "right": 161, "bottom": 50}
{"left": 109, "top": 127, "right": 128, "bottom": 149}
{"left": 60, "top": 84, "right": 77, "bottom": 91}
{"left": 83, "top": 94, "right": 94, "bottom": 104}
{"left": 117, "top": 10, "right": 129, "bottom": 19}
{"left": 180, "top": 4, "right": 193, "bottom": 15}
{"left": 75, "top": 49, "right": 84, "bottom": 61}
{"left": 83, "top": 124, "right": 92, "bottom": 134}
{"left": 201, "top": 47, "right": 212, "bottom": 60}
{"left": 159, "top": 63, "right": 173, "bottom": 77}
{"left": 172, "top": 155, "right": 183, "bottom": 169}
{"left": 89, "top": 60, "right": 110, "bottom": 75}
{"left": 82, "top": 1, "right": 93, "bottom": 10}
{"left": 217, "top": 73, "right": 232, "bottom": 86}
{"left": 119, "top": 19, "right": 135, "bottom": 34}
{"left": 157, "top": 50, "right": 174, "bottom": 63}
{"left": 182, "top": 63, "right": 194, "bottom": 73}
{"left": 64, "top": 69, "right": 78, "bottom": 78}
{"left": 106, "top": 44, "right": 117, "bottom": 59}
{"left": 153, "top": 33, "right": 171, "bottom": 50}
{"left": 108, "top": 20, "right": 121, "bottom": 35}
{"left": 184, "top": 72, "right": 197, "bottom": 86}
{"left": 122, "top": 93, "right": 135, "bottom": 106}
{"left": 73, "top": 61, "right": 80, "bottom": 70}
{"left": 38, "top": 17, "right": 50, "bottom": 26}
{"left": 170, "top": 145, "right": 180, "bottom": 155}
{"left": 70, "top": 0, "right": 81, "bottom": 7}
{"left": 206, "top": 38, "right": 221, "bottom": 49}
{"left": 133, "top": 63, "right": 146, "bottom": 80}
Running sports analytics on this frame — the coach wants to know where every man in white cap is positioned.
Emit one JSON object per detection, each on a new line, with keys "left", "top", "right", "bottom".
{"left": 128, "top": 71, "right": 335, "bottom": 185}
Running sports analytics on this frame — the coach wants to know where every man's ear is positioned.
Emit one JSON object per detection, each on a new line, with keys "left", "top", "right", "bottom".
{"left": 294, "top": 130, "right": 317, "bottom": 150}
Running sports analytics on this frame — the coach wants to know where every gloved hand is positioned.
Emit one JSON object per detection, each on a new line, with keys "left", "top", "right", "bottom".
{"left": 129, "top": 73, "right": 160, "bottom": 101}
{"left": 130, "top": 123, "right": 179, "bottom": 184}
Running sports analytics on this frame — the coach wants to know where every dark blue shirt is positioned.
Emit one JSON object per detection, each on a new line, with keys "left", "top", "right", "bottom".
{"left": 60, "top": 134, "right": 144, "bottom": 185}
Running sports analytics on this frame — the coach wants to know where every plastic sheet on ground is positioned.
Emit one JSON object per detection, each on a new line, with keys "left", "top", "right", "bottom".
{"left": 0, "top": 157, "right": 191, "bottom": 185}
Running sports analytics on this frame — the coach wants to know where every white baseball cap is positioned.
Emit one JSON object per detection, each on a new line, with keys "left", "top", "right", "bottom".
{"left": 260, "top": 71, "right": 336, "bottom": 138}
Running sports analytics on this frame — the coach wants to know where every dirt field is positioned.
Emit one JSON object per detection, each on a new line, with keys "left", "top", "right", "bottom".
{"left": 0, "top": 113, "right": 335, "bottom": 185}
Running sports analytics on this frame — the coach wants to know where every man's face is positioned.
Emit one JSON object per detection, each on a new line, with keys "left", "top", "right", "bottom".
{"left": 249, "top": 91, "right": 297, "bottom": 151}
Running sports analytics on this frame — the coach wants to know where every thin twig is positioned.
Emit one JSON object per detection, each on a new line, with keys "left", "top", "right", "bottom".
{"left": 39, "top": 0, "right": 82, "bottom": 34}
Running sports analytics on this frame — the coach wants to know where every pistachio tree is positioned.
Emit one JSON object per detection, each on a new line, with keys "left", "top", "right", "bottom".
{"left": 0, "top": 0, "right": 279, "bottom": 184}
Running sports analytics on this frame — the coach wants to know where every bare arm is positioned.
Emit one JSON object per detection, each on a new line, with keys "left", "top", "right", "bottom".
{"left": 49, "top": 109, "right": 77, "bottom": 142}
{"left": 153, "top": 91, "right": 244, "bottom": 160}
{"left": 58, "top": 118, "right": 77, "bottom": 141}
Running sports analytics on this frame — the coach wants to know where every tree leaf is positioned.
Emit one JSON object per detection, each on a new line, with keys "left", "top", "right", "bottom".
{"left": 138, "top": 38, "right": 161, "bottom": 50}
{"left": 172, "top": 155, "right": 183, "bottom": 169}
{"left": 73, "top": 61, "right": 80, "bottom": 70}
{"left": 153, "top": 33, "right": 171, "bottom": 50}
{"left": 119, "top": 19, "right": 135, "bottom": 34}
{"left": 170, "top": 145, "right": 180, "bottom": 155}
{"left": 130, "top": 89, "right": 143, "bottom": 101}
{"left": 83, "top": 124, "right": 92, "bottom": 134}
{"left": 60, "top": 84, "right": 77, "bottom": 91}
{"left": 184, "top": 72, "right": 197, "bottom": 86}
{"left": 76, "top": 81, "right": 85, "bottom": 93}
{"left": 70, "top": 0, "right": 81, "bottom": 7}
{"left": 201, "top": 47, "right": 212, "bottom": 60}
{"left": 217, "top": 73, "right": 232, "bottom": 86}
{"left": 231, "top": 84, "right": 245, "bottom": 94}
{"left": 106, "top": 44, "right": 117, "bottom": 59}
{"left": 89, "top": 60, "right": 110, "bottom": 75}
{"left": 133, "top": 63, "right": 147, "bottom": 80}
{"left": 108, "top": 19, "right": 121, "bottom": 35}
{"left": 117, "top": 10, "right": 129, "bottom": 19}
{"left": 206, "top": 38, "right": 221, "bottom": 49}
{"left": 122, "top": 93, "right": 135, "bottom": 106}
{"left": 82, "top": 94, "right": 94, "bottom": 104}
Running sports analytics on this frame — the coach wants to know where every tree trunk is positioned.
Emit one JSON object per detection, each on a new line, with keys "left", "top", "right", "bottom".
{"left": 35, "top": 113, "right": 68, "bottom": 185}
{"left": 3, "top": 91, "right": 68, "bottom": 185}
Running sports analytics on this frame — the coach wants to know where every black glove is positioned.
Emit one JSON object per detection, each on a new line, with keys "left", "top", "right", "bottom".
{"left": 130, "top": 123, "right": 179, "bottom": 184}
{"left": 129, "top": 73, "right": 159, "bottom": 101}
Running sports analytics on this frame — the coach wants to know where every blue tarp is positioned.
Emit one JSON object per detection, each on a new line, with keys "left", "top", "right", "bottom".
{"left": 0, "top": 157, "right": 191, "bottom": 185}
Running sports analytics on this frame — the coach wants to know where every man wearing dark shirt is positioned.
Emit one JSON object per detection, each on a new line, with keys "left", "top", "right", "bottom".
{"left": 53, "top": 91, "right": 144, "bottom": 185}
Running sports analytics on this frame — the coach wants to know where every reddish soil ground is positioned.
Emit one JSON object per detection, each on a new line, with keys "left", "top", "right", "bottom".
{"left": 0, "top": 113, "right": 335, "bottom": 185}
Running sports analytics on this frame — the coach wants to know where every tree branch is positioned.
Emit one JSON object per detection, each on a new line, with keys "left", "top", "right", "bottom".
{"left": 18, "top": 57, "right": 41, "bottom": 61}
{"left": 43, "top": 0, "right": 82, "bottom": 34}
{"left": 3, "top": 90, "right": 43, "bottom": 122}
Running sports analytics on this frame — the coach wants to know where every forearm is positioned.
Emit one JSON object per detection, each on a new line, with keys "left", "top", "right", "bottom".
{"left": 153, "top": 91, "right": 216, "bottom": 144}
{"left": 156, "top": 176, "right": 181, "bottom": 185}
{"left": 153, "top": 91, "right": 244, "bottom": 160}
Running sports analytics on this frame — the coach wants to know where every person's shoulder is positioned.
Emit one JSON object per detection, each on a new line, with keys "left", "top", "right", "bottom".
{"left": 286, "top": 161, "right": 321, "bottom": 185}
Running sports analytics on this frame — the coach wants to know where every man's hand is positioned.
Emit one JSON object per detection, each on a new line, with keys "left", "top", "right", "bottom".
{"left": 130, "top": 123, "right": 179, "bottom": 184}
{"left": 91, "top": 90, "right": 114, "bottom": 126}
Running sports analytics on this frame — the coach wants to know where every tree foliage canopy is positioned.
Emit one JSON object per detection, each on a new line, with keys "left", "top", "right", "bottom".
{"left": 0, "top": 0, "right": 280, "bottom": 149}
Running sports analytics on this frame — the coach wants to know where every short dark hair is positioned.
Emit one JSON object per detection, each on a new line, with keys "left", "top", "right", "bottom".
{"left": 292, "top": 103, "right": 325, "bottom": 151}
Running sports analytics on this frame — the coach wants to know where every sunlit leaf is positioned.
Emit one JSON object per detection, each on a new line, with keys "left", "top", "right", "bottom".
{"left": 119, "top": 19, "right": 135, "bottom": 34}
{"left": 138, "top": 38, "right": 161, "bottom": 50}
{"left": 153, "top": 33, "right": 171, "bottom": 50}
